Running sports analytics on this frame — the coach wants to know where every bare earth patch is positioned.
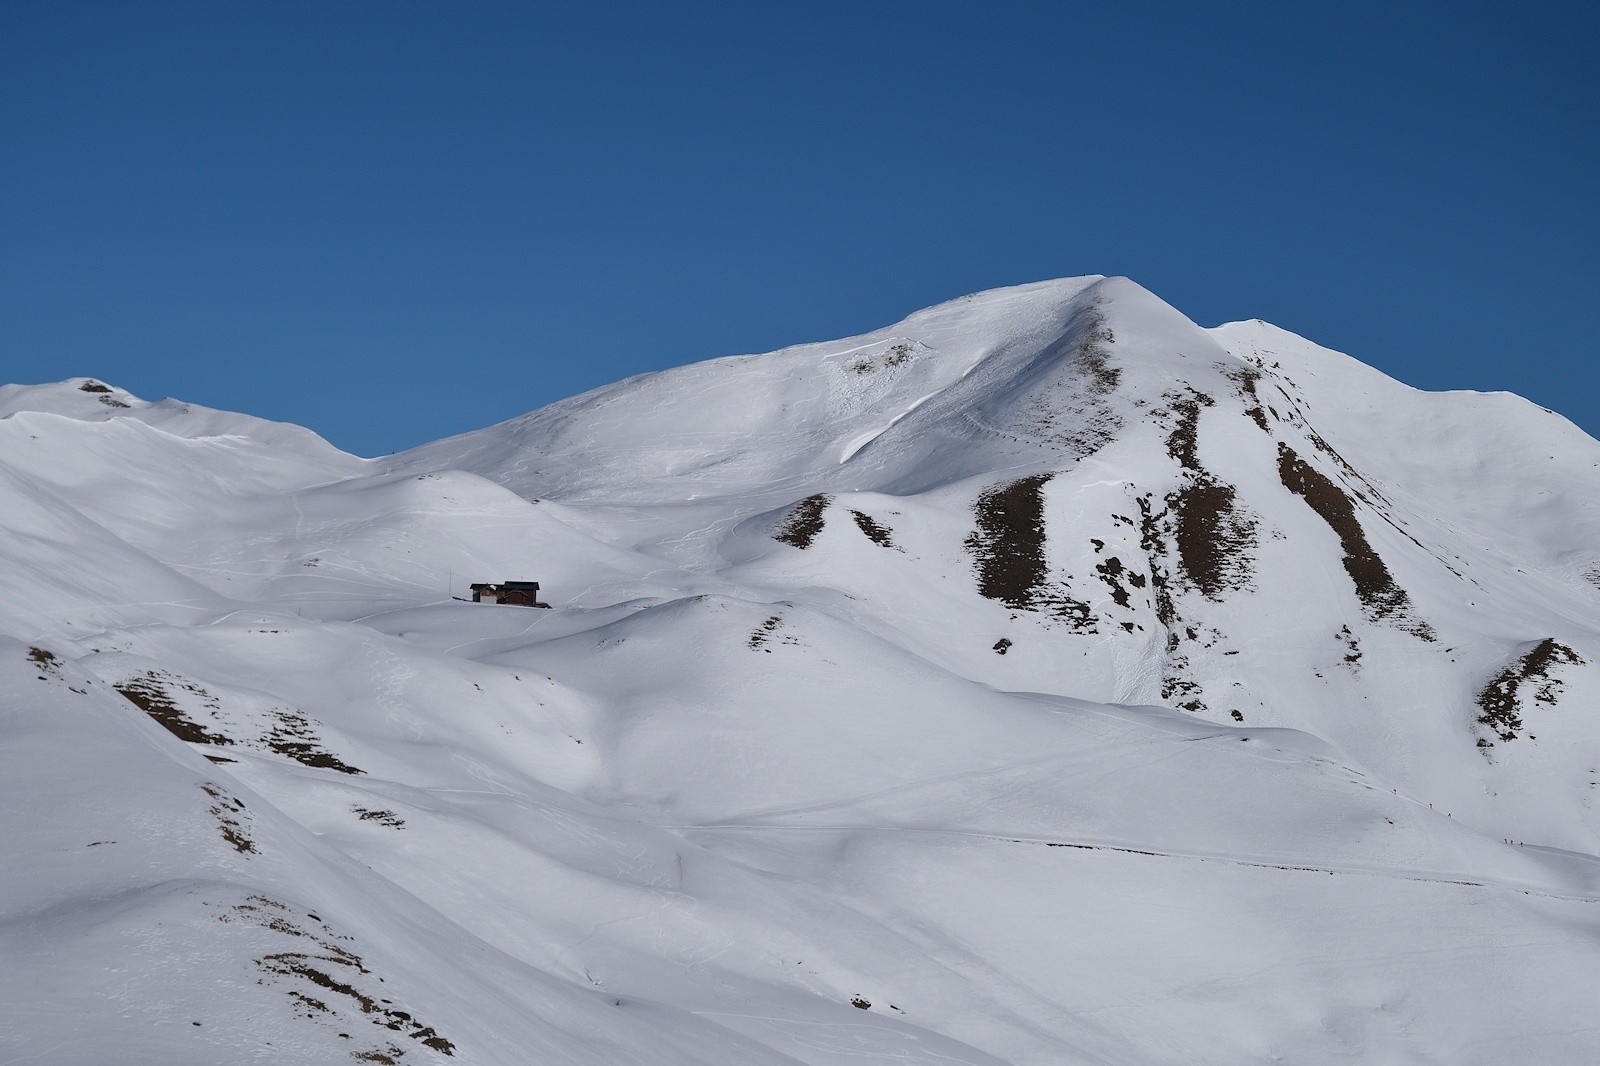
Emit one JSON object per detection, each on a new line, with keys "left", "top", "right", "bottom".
{"left": 115, "top": 671, "right": 235, "bottom": 746}
{"left": 1277, "top": 443, "right": 1434, "bottom": 640}
{"left": 849, "top": 510, "right": 897, "bottom": 549}
{"left": 1162, "top": 390, "right": 1259, "bottom": 600}
{"left": 773, "top": 494, "right": 831, "bottom": 549}
{"left": 217, "top": 896, "right": 455, "bottom": 1060}
{"left": 353, "top": 807, "right": 406, "bottom": 829}
{"left": 965, "top": 474, "right": 1095, "bottom": 630}
{"left": 1475, "top": 638, "right": 1584, "bottom": 746}
{"left": 265, "top": 708, "right": 364, "bottom": 775}
{"left": 200, "top": 782, "right": 256, "bottom": 854}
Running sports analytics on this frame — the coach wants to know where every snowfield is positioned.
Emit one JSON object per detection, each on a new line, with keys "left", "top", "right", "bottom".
{"left": 4, "top": 276, "right": 1599, "bottom": 1063}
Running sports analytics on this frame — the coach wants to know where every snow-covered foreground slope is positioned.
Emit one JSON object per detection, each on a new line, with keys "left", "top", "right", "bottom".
{"left": 5, "top": 279, "right": 1600, "bottom": 1063}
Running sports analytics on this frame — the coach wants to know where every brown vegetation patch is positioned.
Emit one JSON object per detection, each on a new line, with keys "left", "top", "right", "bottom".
{"left": 229, "top": 900, "right": 454, "bottom": 1060}
{"left": 847, "top": 341, "right": 913, "bottom": 374}
{"left": 258, "top": 950, "right": 454, "bottom": 1057}
{"left": 1161, "top": 390, "right": 1258, "bottom": 599}
{"left": 1303, "top": 425, "right": 1465, "bottom": 580}
{"left": 1476, "top": 638, "right": 1584, "bottom": 744}
{"left": 1136, "top": 496, "right": 1178, "bottom": 636}
{"left": 1277, "top": 443, "right": 1433, "bottom": 638}
{"left": 1161, "top": 656, "right": 1207, "bottom": 714}
{"left": 1265, "top": 375, "right": 1464, "bottom": 581}
{"left": 1220, "top": 364, "right": 1271, "bottom": 431}
{"left": 747, "top": 615, "right": 797, "bottom": 651}
{"left": 200, "top": 782, "right": 256, "bottom": 854}
{"left": 1170, "top": 479, "right": 1257, "bottom": 600}
{"left": 115, "top": 671, "right": 235, "bottom": 746}
{"left": 353, "top": 807, "right": 406, "bottom": 829}
{"left": 964, "top": 473, "right": 1094, "bottom": 629}
{"left": 966, "top": 474, "right": 1053, "bottom": 610}
{"left": 749, "top": 615, "right": 781, "bottom": 650}
{"left": 28, "top": 646, "right": 61, "bottom": 681}
{"left": 264, "top": 708, "right": 363, "bottom": 775}
{"left": 1075, "top": 312, "right": 1120, "bottom": 396}
{"left": 115, "top": 669, "right": 363, "bottom": 774}
{"left": 850, "top": 510, "right": 897, "bottom": 549}
{"left": 1093, "top": 556, "right": 1147, "bottom": 610}
{"left": 774, "top": 494, "right": 831, "bottom": 549}
{"left": 1133, "top": 495, "right": 1228, "bottom": 714}
{"left": 1337, "top": 625, "right": 1363, "bottom": 669}
{"left": 1034, "top": 591, "right": 1097, "bottom": 630}
{"left": 1163, "top": 391, "right": 1213, "bottom": 471}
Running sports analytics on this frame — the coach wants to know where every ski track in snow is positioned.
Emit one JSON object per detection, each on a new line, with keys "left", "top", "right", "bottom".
{"left": 662, "top": 821, "right": 1600, "bottom": 903}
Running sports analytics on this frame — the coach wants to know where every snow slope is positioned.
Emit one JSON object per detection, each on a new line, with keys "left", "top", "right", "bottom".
{"left": 5, "top": 279, "right": 1600, "bottom": 1063}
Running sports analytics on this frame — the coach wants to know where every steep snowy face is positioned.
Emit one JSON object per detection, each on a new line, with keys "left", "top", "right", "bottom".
{"left": 398, "top": 276, "right": 1121, "bottom": 503}
{"left": 401, "top": 276, "right": 1600, "bottom": 849}
{"left": 7, "top": 278, "right": 1600, "bottom": 1065}
{"left": 396, "top": 275, "right": 1321, "bottom": 502}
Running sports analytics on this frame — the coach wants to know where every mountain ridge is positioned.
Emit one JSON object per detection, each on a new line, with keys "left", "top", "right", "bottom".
{"left": 5, "top": 276, "right": 1600, "bottom": 1063}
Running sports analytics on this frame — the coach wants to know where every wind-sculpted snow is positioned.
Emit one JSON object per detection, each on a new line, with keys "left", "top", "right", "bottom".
{"left": 7, "top": 276, "right": 1600, "bottom": 1062}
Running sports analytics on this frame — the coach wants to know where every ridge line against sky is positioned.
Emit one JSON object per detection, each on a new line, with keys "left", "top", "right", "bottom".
{"left": 1, "top": 1, "right": 1595, "bottom": 456}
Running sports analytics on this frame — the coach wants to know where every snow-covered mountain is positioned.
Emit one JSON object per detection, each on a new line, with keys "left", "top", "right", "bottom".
{"left": 6, "top": 277, "right": 1600, "bottom": 1064}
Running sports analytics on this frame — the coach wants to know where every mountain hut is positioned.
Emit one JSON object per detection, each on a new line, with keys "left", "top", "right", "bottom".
{"left": 470, "top": 581, "right": 543, "bottom": 606}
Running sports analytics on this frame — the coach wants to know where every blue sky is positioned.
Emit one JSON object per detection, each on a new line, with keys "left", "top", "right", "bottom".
{"left": 2, "top": 2, "right": 1595, "bottom": 456}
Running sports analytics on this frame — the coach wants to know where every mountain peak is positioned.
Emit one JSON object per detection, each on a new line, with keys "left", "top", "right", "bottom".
{"left": 395, "top": 274, "right": 1236, "bottom": 505}
{"left": 0, "top": 376, "right": 147, "bottom": 420}
{"left": 0, "top": 376, "right": 363, "bottom": 463}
